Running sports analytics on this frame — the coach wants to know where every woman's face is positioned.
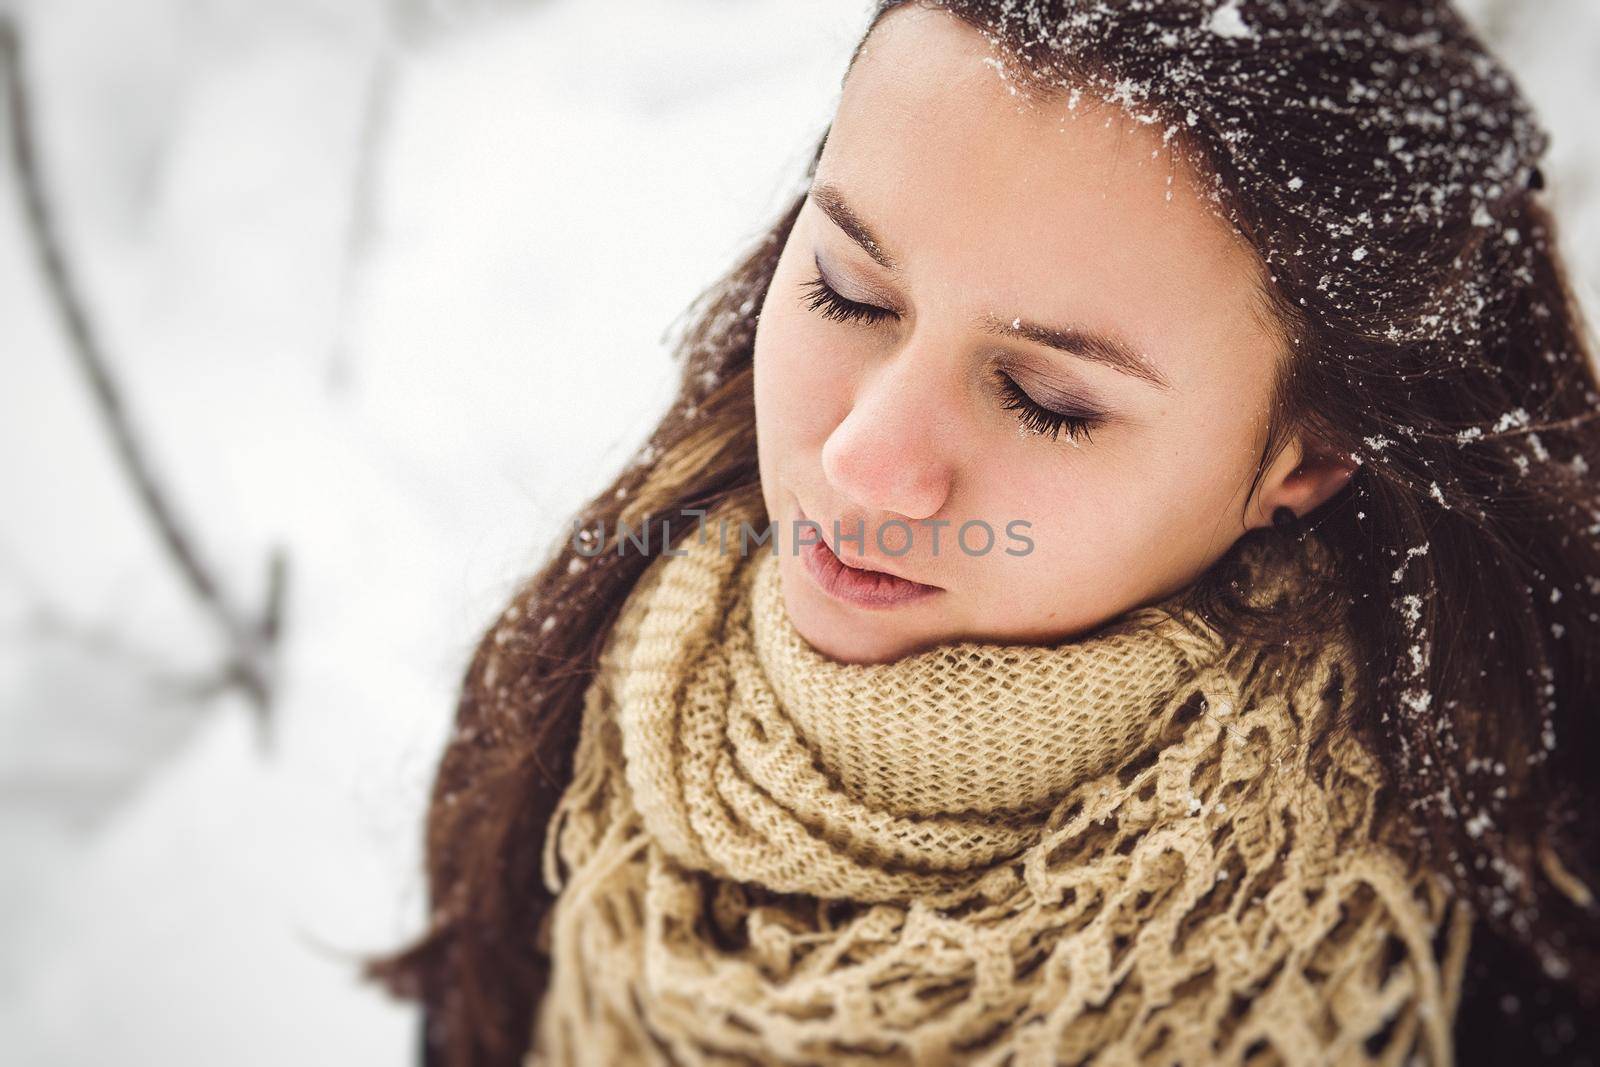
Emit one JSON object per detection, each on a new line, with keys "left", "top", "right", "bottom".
{"left": 753, "top": 5, "right": 1352, "bottom": 665}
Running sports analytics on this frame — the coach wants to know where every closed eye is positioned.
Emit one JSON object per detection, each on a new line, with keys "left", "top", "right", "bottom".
{"left": 797, "top": 266, "right": 1105, "bottom": 447}
{"left": 798, "top": 272, "right": 897, "bottom": 326}
{"left": 992, "top": 370, "right": 1102, "bottom": 445}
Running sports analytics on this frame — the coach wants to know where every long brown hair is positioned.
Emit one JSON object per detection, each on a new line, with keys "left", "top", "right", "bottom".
{"left": 364, "top": 3, "right": 1600, "bottom": 1062}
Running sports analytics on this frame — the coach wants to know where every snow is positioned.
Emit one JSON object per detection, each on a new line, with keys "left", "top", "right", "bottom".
{"left": 1, "top": 0, "right": 1597, "bottom": 1064}
{"left": 0, "top": 0, "right": 868, "bottom": 1062}
{"left": 1205, "top": 0, "right": 1256, "bottom": 42}
{"left": 1492, "top": 407, "right": 1532, "bottom": 432}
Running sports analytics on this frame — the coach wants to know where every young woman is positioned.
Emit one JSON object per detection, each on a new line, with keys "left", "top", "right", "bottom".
{"left": 367, "top": 2, "right": 1600, "bottom": 1063}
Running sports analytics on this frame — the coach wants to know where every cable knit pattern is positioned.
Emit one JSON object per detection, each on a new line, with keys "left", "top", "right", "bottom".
{"left": 527, "top": 489, "right": 1473, "bottom": 1066}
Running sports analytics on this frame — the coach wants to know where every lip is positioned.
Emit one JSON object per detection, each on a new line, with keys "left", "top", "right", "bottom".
{"left": 797, "top": 504, "right": 942, "bottom": 609}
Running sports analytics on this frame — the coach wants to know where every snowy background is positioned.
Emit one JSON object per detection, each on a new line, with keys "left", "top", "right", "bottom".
{"left": 0, "top": 1, "right": 1594, "bottom": 1064}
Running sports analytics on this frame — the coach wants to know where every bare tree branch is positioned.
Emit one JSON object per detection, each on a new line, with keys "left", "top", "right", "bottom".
{"left": 0, "top": 13, "right": 289, "bottom": 745}
{"left": 328, "top": 2, "right": 402, "bottom": 395}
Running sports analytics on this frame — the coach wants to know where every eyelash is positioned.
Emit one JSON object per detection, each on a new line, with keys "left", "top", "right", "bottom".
{"left": 798, "top": 272, "right": 897, "bottom": 326}
{"left": 993, "top": 371, "right": 1100, "bottom": 445}
{"left": 797, "top": 271, "right": 1103, "bottom": 445}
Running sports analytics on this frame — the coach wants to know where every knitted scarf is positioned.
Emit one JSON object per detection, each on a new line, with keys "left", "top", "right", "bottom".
{"left": 528, "top": 488, "right": 1472, "bottom": 1066}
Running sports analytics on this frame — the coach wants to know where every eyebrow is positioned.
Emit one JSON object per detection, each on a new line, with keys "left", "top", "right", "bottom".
{"left": 809, "top": 180, "right": 1174, "bottom": 392}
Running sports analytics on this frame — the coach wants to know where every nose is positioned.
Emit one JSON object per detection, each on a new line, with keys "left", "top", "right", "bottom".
{"left": 819, "top": 344, "right": 956, "bottom": 523}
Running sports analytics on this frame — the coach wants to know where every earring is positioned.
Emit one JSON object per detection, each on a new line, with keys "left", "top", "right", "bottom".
{"left": 1272, "top": 505, "right": 1298, "bottom": 532}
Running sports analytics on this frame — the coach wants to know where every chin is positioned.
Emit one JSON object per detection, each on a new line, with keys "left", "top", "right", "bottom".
{"left": 779, "top": 580, "right": 920, "bottom": 666}
{"left": 792, "top": 622, "right": 908, "bottom": 666}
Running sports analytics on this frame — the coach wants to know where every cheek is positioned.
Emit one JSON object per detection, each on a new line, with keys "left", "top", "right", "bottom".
{"left": 755, "top": 303, "right": 850, "bottom": 450}
{"left": 992, "top": 457, "right": 1178, "bottom": 586}
{"left": 1143, "top": 405, "right": 1262, "bottom": 522}
{"left": 1081, "top": 423, "right": 1254, "bottom": 577}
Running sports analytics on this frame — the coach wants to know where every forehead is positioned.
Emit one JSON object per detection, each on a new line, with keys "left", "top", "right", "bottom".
{"left": 820, "top": 5, "right": 1283, "bottom": 391}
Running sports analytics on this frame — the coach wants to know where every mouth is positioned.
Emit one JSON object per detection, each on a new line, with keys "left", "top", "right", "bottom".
{"left": 796, "top": 502, "right": 943, "bottom": 609}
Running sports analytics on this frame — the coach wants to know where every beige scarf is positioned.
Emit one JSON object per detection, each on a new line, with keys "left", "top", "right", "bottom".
{"left": 528, "top": 488, "right": 1472, "bottom": 1066}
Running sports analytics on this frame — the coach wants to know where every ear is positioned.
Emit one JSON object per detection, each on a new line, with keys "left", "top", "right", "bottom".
{"left": 1243, "top": 434, "right": 1359, "bottom": 531}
